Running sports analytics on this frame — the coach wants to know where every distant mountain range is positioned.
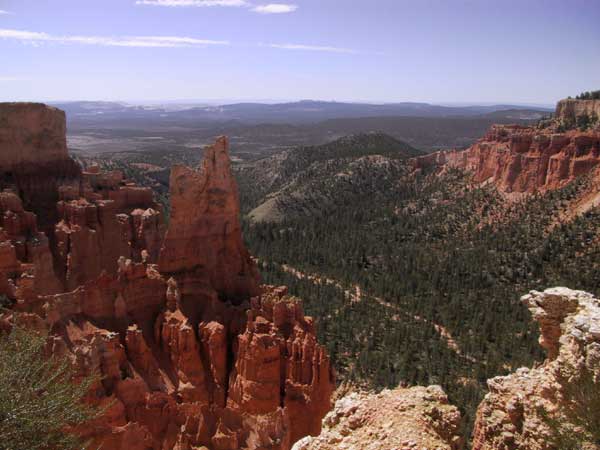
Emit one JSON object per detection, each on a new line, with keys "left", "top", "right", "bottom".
{"left": 51, "top": 100, "right": 553, "bottom": 125}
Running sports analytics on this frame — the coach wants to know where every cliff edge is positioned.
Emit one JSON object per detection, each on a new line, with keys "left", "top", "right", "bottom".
{"left": 473, "top": 287, "right": 600, "bottom": 450}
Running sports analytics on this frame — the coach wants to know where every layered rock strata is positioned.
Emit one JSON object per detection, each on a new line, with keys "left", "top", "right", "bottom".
{"left": 0, "top": 103, "right": 81, "bottom": 231}
{"left": 412, "top": 124, "right": 600, "bottom": 193}
{"left": 556, "top": 98, "right": 600, "bottom": 124}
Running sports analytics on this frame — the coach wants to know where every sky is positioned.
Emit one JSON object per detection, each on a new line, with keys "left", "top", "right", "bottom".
{"left": 0, "top": 0, "right": 599, "bottom": 104}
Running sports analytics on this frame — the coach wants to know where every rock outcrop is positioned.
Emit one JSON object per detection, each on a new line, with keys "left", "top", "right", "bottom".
{"left": 54, "top": 167, "right": 163, "bottom": 290}
{"left": 0, "top": 103, "right": 334, "bottom": 450}
{"left": 472, "top": 287, "right": 600, "bottom": 450}
{"left": 556, "top": 98, "right": 600, "bottom": 124}
{"left": 159, "top": 136, "right": 261, "bottom": 301}
{"left": 0, "top": 103, "right": 81, "bottom": 231}
{"left": 0, "top": 102, "right": 70, "bottom": 169}
{"left": 412, "top": 124, "right": 600, "bottom": 194}
{"left": 293, "top": 385, "right": 463, "bottom": 450}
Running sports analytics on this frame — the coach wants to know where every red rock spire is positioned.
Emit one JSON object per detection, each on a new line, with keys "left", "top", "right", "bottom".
{"left": 158, "top": 136, "right": 261, "bottom": 299}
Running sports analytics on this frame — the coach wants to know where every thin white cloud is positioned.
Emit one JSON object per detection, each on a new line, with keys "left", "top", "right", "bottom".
{"left": 252, "top": 3, "right": 297, "bottom": 14}
{"left": 0, "top": 28, "right": 229, "bottom": 47}
{"left": 135, "top": 0, "right": 248, "bottom": 6}
{"left": 267, "top": 43, "right": 356, "bottom": 54}
{"left": 0, "top": 76, "right": 23, "bottom": 81}
{"left": 0, "top": 10, "right": 12, "bottom": 15}
{"left": 135, "top": 0, "right": 298, "bottom": 14}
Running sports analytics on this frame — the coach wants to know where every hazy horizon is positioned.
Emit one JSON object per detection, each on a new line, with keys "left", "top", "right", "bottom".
{"left": 1, "top": 0, "right": 599, "bottom": 104}
{"left": 40, "top": 98, "right": 556, "bottom": 108}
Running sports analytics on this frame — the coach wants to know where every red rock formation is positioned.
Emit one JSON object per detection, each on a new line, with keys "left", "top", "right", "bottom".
{"left": 51, "top": 152, "right": 164, "bottom": 288}
{"left": 472, "top": 287, "right": 600, "bottom": 450}
{"left": 159, "top": 136, "right": 261, "bottom": 300}
{"left": 0, "top": 190, "right": 62, "bottom": 295}
{"left": 0, "top": 102, "right": 70, "bottom": 169}
{"left": 0, "top": 103, "right": 334, "bottom": 450}
{"left": 412, "top": 124, "right": 600, "bottom": 193}
{"left": 228, "top": 287, "right": 334, "bottom": 446}
{"left": 0, "top": 103, "right": 81, "bottom": 231}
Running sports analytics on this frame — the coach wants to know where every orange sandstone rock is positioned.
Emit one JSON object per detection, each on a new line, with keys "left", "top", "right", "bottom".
{"left": 0, "top": 103, "right": 334, "bottom": 450}
{"left": 158, "top": 136, "right": 261, "bottom": 300}
{"left": 412, "top": 125, "right": 600, "bottom": 194}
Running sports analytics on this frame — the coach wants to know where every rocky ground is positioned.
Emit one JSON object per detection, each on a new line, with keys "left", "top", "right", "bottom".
{"left": 292, "top": 385, "right": 463, "bottom": 450}
{"left": 473, "top": 287, "right": 600, "bottom": 450}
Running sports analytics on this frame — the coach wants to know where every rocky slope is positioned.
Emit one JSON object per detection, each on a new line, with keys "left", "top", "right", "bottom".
{"left": 292, "top": 386, "right": 463, "bottom": 450}
{"left": 290, "top": 286, "right": 600, "bottom": 450}
{"left": 412, "top": 99, "right": 600, "bottom": 194}
{"left": 0, "top": 103, "right": 334, "bottom": 450}
{"left": 472, "top": 287, "right": 600, "bottom": 449}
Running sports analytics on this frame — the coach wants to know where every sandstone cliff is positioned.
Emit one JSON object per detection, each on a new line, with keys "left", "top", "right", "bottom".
{"left": 0, "top": 102, "right": 70, "bottom": 169}
{"left": 412, "top": 124, "right": 600, "bottom": 194}
{"left": 472, "top": 287, "right": 600, "bottom": 450}
{"left": 0, "top": 104, "right": 334, "bottom": 450}
{"left": 0, "top": 102, "right": 81, "bottom": 231}
{"left": 293, "top": 385, "right": 463, "bottom": 450}
{"left": 555, "top": 98, "right": 600, "bottom": 124}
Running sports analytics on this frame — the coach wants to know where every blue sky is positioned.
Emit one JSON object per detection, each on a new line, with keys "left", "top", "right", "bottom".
{"left": 0, "top": 0, "right": 599, "bottom": 104}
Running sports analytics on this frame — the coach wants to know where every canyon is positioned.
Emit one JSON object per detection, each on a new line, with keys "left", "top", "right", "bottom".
{"left": 299, "top": 287, "right": 600, "bottom": 450}
{"left": 0, "top": 103, "right": 334, "bottom": 450}
{"left": 3, "top": 99, "right": 600, "bottom": 450}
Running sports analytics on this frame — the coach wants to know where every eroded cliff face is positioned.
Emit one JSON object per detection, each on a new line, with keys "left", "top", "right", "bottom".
{"left": 0, "top": 102, "right": 70, "bottom": 168}
{"left": 293, "top": 385, "right": 463, "bottom": 450}
{"left": 0, "top": 103, "right": 334, "bottom": 450}
{"left": 412, "top": 124, "right": 600, "bottom": 194}
{"left": 472, "top": 287, "right": 600, "bottom": 450}
{"left": 0, "top": 102, "right": 81, "bottom": 232}
{"left": 556, "top": 98, "right": 600, "bottom": 124}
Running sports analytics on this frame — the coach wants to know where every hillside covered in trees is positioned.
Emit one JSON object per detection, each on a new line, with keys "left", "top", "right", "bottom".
{"left": 235, "top": 133, "right": 600, "bottom": 438}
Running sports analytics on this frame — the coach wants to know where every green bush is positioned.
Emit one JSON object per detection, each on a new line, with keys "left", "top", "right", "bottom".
{"left": 0, "top": 326, "right": 98, "bottom": 450}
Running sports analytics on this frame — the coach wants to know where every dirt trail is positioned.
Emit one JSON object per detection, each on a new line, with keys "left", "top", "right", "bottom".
{"left": 273, "top": 262, "right": 470, "bottom": 360}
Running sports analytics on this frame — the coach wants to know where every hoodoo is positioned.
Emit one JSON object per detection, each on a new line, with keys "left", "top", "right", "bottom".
{"left": 0, "top": 103, "right": 334, "bottom": 450}
{"left": 158, "top": 136, "right": 261, "bottom": 300}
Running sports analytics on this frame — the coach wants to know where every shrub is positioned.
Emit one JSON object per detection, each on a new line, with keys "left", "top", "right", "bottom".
{"left": 0, "top": 326, "right": 98, "bottom": 450}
